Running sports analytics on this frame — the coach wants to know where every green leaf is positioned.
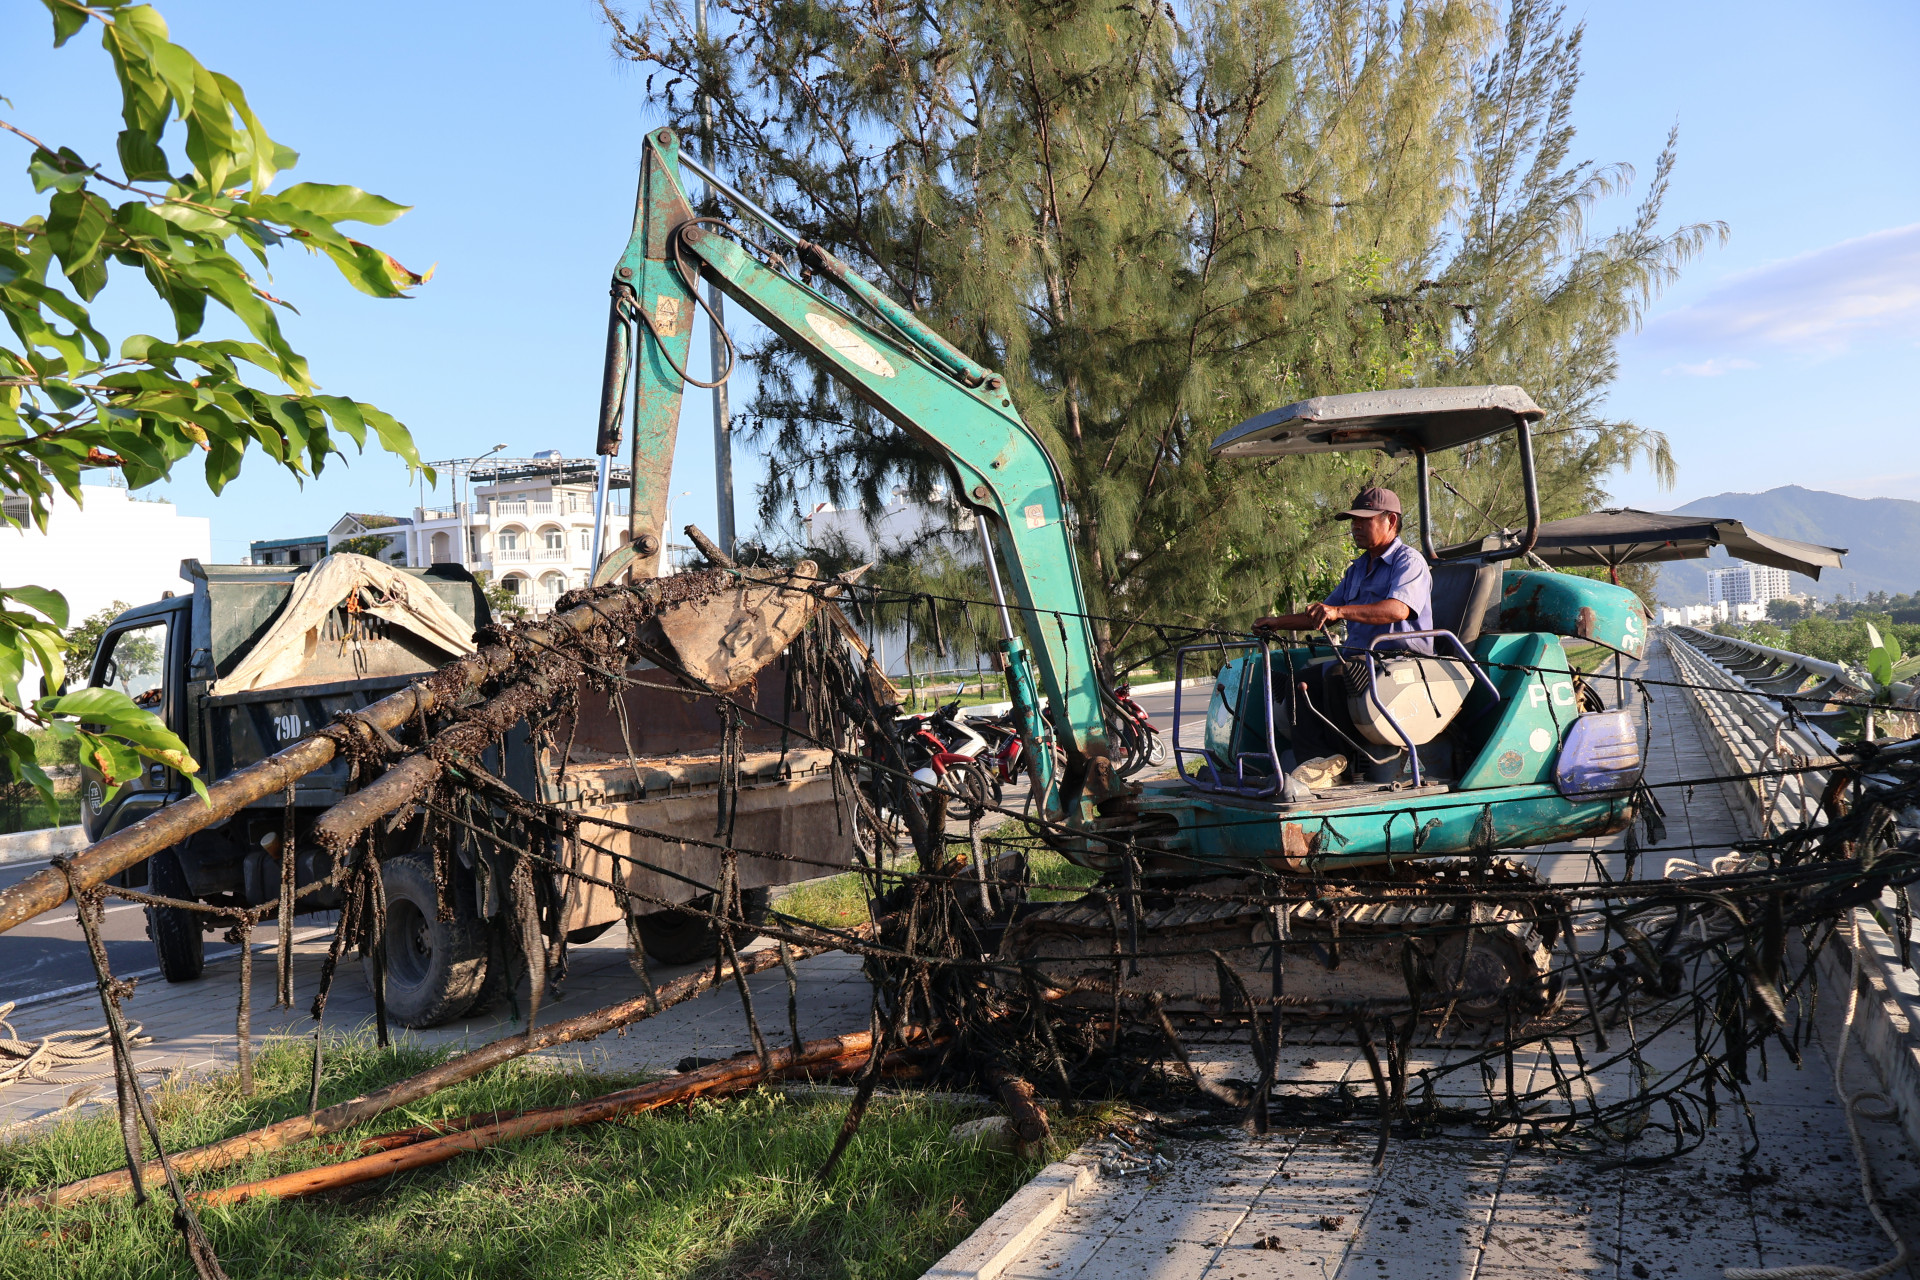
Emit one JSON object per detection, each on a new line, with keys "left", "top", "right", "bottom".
{"left": 271, "top": 183, "right": 410, "bottom": 227}
{"left": 40, "top": 684, "right": 145, "bottom": 721}
{"left": 28, "top": 147, "right": 92, "bottom": 194}
{"left": 46, "top": 189, "right": 113, "bottom": 297}
{"left": 3, "top": 584, "right": 70, "bottom": 629}
{"left": 210, "top": 72, "right": 287, "bottom": 193}
{"left": 39, "top": 686, "right": 201, "bottom": 778}
{"left": 78, "top": 730, "right": 143, "bottom": 786}
{"left": 43, "top": 0, "right": 88, "bottom": 47}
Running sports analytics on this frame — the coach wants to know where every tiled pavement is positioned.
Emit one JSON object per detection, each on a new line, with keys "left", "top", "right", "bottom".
{"left": 0, "top": 930, "right": 877, "bottom": 1132}
{"left": 999, "top": 986, "right": 1920, "bottom": 1280}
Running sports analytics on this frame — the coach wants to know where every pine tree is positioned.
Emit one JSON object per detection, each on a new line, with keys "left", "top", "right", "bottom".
{"left": 603, "top": 0, "right": 1722, "bottom": 669}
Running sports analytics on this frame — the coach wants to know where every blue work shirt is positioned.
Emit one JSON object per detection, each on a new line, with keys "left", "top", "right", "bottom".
{"left": 1325, "top": 539, "right": 1433, "bottom": 655}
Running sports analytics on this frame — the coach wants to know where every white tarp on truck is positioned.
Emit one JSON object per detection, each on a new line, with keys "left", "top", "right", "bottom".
{"left": 209, "top": 553, "right": 478, "bottom": 695}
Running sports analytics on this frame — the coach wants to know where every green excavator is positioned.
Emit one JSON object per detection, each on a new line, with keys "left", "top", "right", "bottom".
{"left": 594, "top": 129, "right": 1652, "bottom": 1020}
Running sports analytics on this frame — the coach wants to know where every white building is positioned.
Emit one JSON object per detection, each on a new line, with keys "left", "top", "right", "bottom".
{"left": 1660, "top": 601, "right": 1764, "bottom": 627}
{"left": 327, "top": 513, "right": 412, "bottom": 565}
{"left": 404, "top": 452, "right": 631, "bottom": 615}
{"left": 1707, "top": 563, "right": 1793, "bottom": 608}
{"left": 803, "top": 489, "right": 977, "bottom": 562}
{"left": 0, "top": 483, "right": 211, "bottom": 627}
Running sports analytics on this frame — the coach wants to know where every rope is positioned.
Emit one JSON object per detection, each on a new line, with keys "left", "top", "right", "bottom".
{"left": 0, "top": 1001, "right": 152, "bottom": 1087}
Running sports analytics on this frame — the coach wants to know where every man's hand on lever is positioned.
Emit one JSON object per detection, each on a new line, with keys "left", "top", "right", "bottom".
{"left": 1253, "top": 599, "right": 1411, "bottom": 634}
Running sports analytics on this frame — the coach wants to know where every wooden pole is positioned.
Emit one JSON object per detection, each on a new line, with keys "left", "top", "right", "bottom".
{"left": 7, "top": 931, "right": 866, "bottom": 1211}
{"left": 193, "top": 1032, "right": 880, "bottom": 1207}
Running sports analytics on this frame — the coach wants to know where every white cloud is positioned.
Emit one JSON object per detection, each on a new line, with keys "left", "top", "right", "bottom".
{"left": 1646, "top": 223, "right": 1920, "bottom": 354}
{"left": 1665, "top": 357, "right": 1758, "bottom": 377}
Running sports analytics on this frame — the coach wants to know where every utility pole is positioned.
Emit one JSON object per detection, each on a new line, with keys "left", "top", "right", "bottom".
{"left": 695, "top": 0, "right": 736, "bottom": 557}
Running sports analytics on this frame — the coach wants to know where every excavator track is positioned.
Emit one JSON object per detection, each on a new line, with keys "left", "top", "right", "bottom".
{"left": 999, "top": 859, "right": 1564, "bottom": 1025}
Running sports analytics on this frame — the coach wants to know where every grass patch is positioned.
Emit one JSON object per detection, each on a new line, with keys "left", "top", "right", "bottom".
{"left": 777, "top": 868, "right": 874, "bottom": 930}
{"left": 1023, "top": 844, "right": 1104, "bottom": 902}
{"left": 0, "top": 789, "right": 82, "bottom": 836}
{"left": 32, "top": 729, "right": 81, "bottom": 771}
{"left": 0, "top": 1034, "right": 1051, "bottom": 1279}
{"left": 1562, "top": 642, "right": 1615, "bottom": 675}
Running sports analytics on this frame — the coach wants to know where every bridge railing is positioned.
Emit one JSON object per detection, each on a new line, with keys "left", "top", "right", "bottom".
{"left": 1658, "top": 626, "right": 1920, "bottom": 1153}
{"left": 1663, "top": 625, "right": 1849, "bottom": 839}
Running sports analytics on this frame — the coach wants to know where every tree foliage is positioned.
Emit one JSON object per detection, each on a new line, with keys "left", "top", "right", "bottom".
{"left": 57, "top": 599, "right": 135, "bottom": 672}
{"left": 1, "top": 0, "right": 429, "bottom": 803}
{"left": 605, "top": 0, "right": 1720, "bottom": 669}
{"left": 334, "top": 533, "right": 401, "bottom": 559}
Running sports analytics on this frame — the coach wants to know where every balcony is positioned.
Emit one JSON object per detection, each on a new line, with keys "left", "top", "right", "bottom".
{"left": 535, "top": 547, "right": 570, "bottom": 563}
{"left": 493, "top": 547, "right": 530, "bottom": 563}
{"left": 489, "top": 495, "right": 599, "bottom": 519}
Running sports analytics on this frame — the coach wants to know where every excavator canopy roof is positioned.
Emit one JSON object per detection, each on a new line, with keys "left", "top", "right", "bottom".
{"left": 1209, "top": 385, "right": 1544, "bottom": 459}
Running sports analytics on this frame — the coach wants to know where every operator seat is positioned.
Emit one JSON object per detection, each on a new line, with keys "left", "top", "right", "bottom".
{"left": 1428, "top": 556, "right": 1502, "bottom": 643}
{"left": 1341, "top": 555, "right": 1500, "bottom": 751}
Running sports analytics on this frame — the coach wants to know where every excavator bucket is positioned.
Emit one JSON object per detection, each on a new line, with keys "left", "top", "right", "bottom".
{"left": 651, "top": 560, "right": 828, "bottom": 694}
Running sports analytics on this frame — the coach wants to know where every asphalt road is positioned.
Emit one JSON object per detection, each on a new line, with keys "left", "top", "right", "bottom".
{"left": 0, "top": 860, "right": 326, "bottom": 1009}
{"left": 0, "top": 683, "right": 1201, "bottom": 1007}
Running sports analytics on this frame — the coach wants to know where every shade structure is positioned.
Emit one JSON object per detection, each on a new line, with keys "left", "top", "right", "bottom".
{"left": 1209, "top": 385, "right": 1544, "bottom": 459}
{"left": 1442, "top": 508, "right": 1847, "bottom": 581}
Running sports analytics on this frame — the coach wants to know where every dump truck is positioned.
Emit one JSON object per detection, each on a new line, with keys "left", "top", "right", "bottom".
{"left": 80, "top": 554, "right": 857, "bottom": 1026}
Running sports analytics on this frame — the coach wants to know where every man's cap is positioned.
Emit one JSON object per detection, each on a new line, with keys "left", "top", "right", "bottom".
{"left": 1335, "top": 485, "right": 1402, "bottom": 520}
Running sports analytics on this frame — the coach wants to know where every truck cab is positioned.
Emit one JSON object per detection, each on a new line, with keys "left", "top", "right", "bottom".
{"left": 82, "top": 558, "right": 492, "bottom": 985}
{"left": 80, "top": 594, "right": 195, "bottom": 842}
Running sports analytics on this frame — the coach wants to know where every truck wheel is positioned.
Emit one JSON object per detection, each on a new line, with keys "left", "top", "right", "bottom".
{"left": 145, "top": 848, "right": 205, "bottom": 982}
{"left": 363, "top": 852, "right": 492, "bottom": 1028}
{"left": 635, "top": 888, "right": 768, "bottom": 966}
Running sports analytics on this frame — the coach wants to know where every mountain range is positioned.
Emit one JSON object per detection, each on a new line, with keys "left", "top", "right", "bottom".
{"left": 1651, "top": 485, "right": 1920, "bottom": 605}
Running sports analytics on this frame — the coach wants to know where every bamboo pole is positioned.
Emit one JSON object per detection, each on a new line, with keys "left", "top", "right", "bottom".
{"left": 7, "top": 931, "right": 866, "bottom": 1212}
{"left": 192, "top": 1032, "right": 880, "bottom": 1207}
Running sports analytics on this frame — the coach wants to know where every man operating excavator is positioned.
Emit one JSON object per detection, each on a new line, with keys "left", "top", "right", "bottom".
{"left": 1254, "top": 484, "right": 1433, "bottom": 785}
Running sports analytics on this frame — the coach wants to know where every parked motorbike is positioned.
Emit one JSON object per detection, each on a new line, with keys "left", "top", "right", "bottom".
{"left": 857, "top": 701, "right": 1002, "bottom": 856}
{"left": 1107, "top": 683, "right": 1168, "bottom": 775}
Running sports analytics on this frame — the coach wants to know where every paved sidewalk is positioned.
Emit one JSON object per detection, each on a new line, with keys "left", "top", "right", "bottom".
{"left": 0, "top": 930, "right": 875, "bottom": 1131}
{"left": 1001, "top": 1017, "right": 1920, "bottom": 1280}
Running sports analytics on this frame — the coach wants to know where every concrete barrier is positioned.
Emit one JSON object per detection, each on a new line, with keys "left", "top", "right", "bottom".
{"left": 920, "top": 1152, "right": 1100, "bottom": 1280}
{"left": 0, "top": 824, "right": 89, "bottom": 868}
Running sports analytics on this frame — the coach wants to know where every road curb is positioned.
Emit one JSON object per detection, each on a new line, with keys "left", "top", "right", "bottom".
{"left": 0, "top": 824, "right": 88, "bottom": 868}
{"left": 920, "top": 1150, "right": 1100, "bottom": 1280}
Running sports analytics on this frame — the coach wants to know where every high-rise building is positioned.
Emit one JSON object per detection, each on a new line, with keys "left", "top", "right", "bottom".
{"left": 1706, "top": 563, "right": 1792, "bottom": 607}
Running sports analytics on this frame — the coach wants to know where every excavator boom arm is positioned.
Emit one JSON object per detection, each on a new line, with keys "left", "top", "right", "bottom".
{"left": 600, "top": 130, "right": 1119, "bottom": 821}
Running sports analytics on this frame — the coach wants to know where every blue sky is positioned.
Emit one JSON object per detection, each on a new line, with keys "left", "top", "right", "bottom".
{"left": 7, "top": 0, "right": 1917, "bottom": 563}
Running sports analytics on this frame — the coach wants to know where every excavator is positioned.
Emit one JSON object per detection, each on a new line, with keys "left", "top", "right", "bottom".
{"left": 592, "top": 128, "right": 1654, "bottom": 1021}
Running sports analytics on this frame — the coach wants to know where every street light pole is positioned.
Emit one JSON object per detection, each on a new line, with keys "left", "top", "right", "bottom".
{"left": 461, "top": 443, "right": 509, "bottom": 574}
{"left": 695, "top": 0, "right": 736, "bottom": 558}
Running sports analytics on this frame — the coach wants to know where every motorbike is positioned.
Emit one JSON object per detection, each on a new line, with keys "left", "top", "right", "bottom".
{"left": 856, "top": 701, "right": 1002, "bottom": 856}
{"left": 1107, "top": 683, "right": 1169, "bottom": 774}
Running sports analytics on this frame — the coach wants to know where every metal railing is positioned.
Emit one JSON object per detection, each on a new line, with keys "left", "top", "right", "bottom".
{"left": 1656, "top": 625, "right": 1920, "bottom": 1153}
{"left": 1668, "top": 625, "right": 1897, "bottom": 732}
{"left": 1662, "top": 627, "right": 1841, "bottom": 838}
{"left": 489, "top": 496, "right": 597, "bottom": 518}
